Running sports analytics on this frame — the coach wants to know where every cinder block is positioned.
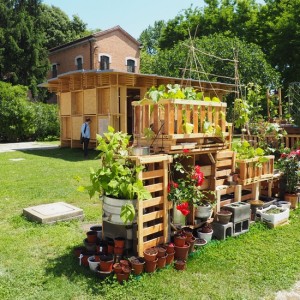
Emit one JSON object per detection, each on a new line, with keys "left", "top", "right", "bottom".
{"left": 212, "top": 222, "right": 233, "bottom": 240}
{"left": 233, "top": 219, "right": 250, "bottom": 236}
{"left": 224, "top": 202, "right": 251, "bottom": 223}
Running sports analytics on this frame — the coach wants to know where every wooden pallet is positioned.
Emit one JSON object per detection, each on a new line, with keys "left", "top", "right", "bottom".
{"left": 131, "top": 154, "right": 172, "bottom": 257}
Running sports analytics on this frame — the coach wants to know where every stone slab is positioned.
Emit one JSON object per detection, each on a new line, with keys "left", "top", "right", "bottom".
{"left": 23, "top": 202, "right": 84, "bottom": 224}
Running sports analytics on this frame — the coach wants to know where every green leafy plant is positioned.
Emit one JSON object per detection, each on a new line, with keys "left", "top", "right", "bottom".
{"left": 277, "top": 148, "right": 300, "bottom": 194}
{"left": 168, "top": 152, "right": 216, "bottom": 210}
{"left": 83, "top": 126, "right": 151, "bottom": 223}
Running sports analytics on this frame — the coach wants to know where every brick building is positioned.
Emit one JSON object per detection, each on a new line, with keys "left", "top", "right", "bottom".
{"left": 48, "top": 25, "right": 140, "bottom": 79}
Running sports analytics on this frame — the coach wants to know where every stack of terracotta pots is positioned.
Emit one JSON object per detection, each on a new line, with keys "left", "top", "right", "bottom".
{"left": 143, "top": 247, "right": 158, "bottom": 273}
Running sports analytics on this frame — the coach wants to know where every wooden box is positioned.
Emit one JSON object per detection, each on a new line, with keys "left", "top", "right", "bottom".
{"left": 132, "top": 99, "right": 229, "bottom": 153}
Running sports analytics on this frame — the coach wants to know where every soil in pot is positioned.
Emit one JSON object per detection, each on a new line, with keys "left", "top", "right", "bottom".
{"left": 174, "top": 260, "right": 186, "bottom": 271}
{"left": 174, "top": 243, "right": 190, "bottom": 261}
{"left": 129, "top": 257, "right": 145, "bottom": 275}
{"left": 145, "top": 258, "right": 157, "bottom": 273}
{"left": 86, "top": 231, "right": 98, "bottom": 243}
{"left": 114, "top": 237, "right": 125, "bottom": 248}
{"left": 143, "top": 247, "right": 158, "bottom": 261}
{"left": 194, "top": 238, "right": 207, "bottom": 247}
{"left": 182, "top": 227, "right": 194, "bottom": 242}
{"left": 121, "top": 265, "right": 131, "bottom": 275}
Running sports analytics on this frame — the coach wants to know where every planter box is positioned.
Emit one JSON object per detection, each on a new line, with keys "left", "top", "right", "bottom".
{"left": 132, "top": 99, "right": 229, "bottom": 153}
{"left": 256, "top": 205, "right": 289, "bottom": 228}
{"left": 223, "top": 202, "right": 251, "bottom": 223}
{"left": 236, "top": 155, "right": 274, "bottom": 185}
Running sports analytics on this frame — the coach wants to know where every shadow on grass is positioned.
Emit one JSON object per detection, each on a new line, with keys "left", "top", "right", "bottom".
{"left": 19, "top": 147, "right": 99, "bottom": 162}
{"left": 44, "top": 246, "right": 118, "bottom": 295}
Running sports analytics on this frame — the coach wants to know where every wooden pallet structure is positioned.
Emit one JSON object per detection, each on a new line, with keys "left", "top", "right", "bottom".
{"left": 130, "top": 154, "right": 172, "bottom": 257}
{"left": 132, "top": 99, "right": 231, "bottom": 154}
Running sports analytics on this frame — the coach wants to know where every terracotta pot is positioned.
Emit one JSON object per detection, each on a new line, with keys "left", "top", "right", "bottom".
{"left": 120, "top": 259, "right": 130, "bottom": 267}
{"left": 145, "top": 258, "right": 157, "bottom": 273}
{"left": 113, "top": 263, "right": 123, "bottom": 274}
{"left": 114, "top": 247, "right": 124, "bottom": 256}
{"left": 143, "top": 247, "right": 158, "bottom": 261}
{"left": 174, "top": 243, "right": 190, "bottom": 261}
{"left": 166, "top": 251, "right": 175, "bottom": 265}
{"left": 174, "top": 260, "right": 186, "bottom": 271}
{"left": 86, "top": 231, "right": 98, "bottom": 243}
{"left": 116, "top": 272, "right": 130, "bottom": 284}
{"left": 121, "top": 265, "right": 131, "bottom": 274}
{"left": 107, "top": 241, "right": 114, "bottom": 255}
{"left": 157, "top": 255, "right": 167, "bottom": 269}
{"left": 156, "top": 246, "right": 167, "bottom": 258}
{"left": 130, "top": 257, "right": 145, "bottom": 275}
{"left": 182, "top": 227, "right": 193, "bottom": 242}
{"left": 166, "top": 243, "right": 175, "bottom": 254}
{"left": 99, "top": 254, "right": 114, "bottom": 272}
{"left": 174, "top": 235, "right": 186, "bottom": 247}
{"left": 80, "top": 251, "right": 94, "bottom": 267}
{"left": 188, "top": 236, "right": 196, "bottom": 253}
{"left": 74, "top": 246, "right": 85, "bottom": 258}
{"left": 114, "top": 237, "right": 125, "bottom": 248}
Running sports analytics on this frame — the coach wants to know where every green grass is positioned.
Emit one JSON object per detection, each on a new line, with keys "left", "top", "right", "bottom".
{"left": 1, "top": 147, "right": 300, "bottom": 299}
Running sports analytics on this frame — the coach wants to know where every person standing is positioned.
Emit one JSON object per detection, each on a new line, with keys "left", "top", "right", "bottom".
{"left": 81, "top": 118, "right": 91, "bottom": 158}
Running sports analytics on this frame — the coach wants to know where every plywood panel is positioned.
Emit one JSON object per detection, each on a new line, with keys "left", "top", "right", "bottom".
{"left": 83, "top": 89, "right": 96, "bottom": 114}
{"left": 72, "top": 116, "right": 83, "bottom": 140}
{"left": 97, "top": 88, "right": 110, "bottom": 114}
{"left": 71, "top": 92, "right": 83, "bottom": 115}
{"left": 60, "top": 92, "right": 71, "bottom": 116}
{"left": 61, "top": 116, "right": 71, "bottom": 139}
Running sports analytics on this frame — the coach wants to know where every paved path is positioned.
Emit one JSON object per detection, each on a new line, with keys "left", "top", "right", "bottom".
{"left": 0, "top": 142, "right": 59, "bottom": 153}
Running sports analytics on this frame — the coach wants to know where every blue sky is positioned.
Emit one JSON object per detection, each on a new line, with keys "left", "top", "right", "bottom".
{"left": 41, "top": 0, "right": 212, "bottom": 39}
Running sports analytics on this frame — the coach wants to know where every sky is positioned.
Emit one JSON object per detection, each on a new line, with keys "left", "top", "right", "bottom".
{"left": 42, "top": 0, "right": 209, "bottom": 39}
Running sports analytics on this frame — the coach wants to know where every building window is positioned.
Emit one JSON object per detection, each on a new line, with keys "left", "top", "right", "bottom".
{"left": 75, "top": 56, "right": 83, "bottom": 70}
{"left": 100, "top": 55, "right": 110, "bottom": 70}
{"left": 127, "top": 59, "right": 135, "bottom": 73}
{"left": 52, "top": 64, "right": 57, "bottom": 78}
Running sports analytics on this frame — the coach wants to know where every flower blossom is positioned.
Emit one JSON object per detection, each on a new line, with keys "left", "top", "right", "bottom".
{"left": 176, "top": 202, "right": 190, "bottom": 216}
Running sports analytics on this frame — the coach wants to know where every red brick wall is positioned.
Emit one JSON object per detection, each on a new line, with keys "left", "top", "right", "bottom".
{"left": 48, "top": 28, "right": 140, "bottom": 79}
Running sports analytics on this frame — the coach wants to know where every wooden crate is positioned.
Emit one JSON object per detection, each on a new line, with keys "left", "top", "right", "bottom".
{"left": 132, "top": 99, "right": 230, "bottom": 153}
{"left": 215, "top": 150, "right": 236, "bottom": 187}
{"left": 130, "top": 155, "right": 171, "bottom": 257}
{"left": 236, "top": 155, "right": 274, "bottom": 185}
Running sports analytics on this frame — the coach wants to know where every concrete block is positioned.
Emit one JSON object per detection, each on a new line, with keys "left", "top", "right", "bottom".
{"left": 233, "top": 219, "right": 250, "bottom": 236}
{"left": 23, "top": 202, "right": 84, "bottom": 224}
{"left": 212, "top": 222, "right": 233, "bottom": 240}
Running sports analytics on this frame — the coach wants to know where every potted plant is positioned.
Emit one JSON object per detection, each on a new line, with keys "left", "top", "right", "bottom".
{"left": 81, "top": 126, "right": 152, "bottom": 224}
{"left": 278, "top": 148, "right": 300, "bottom": 208}
{"left": 168, "top": 152, "right": 216, "bottom": 222}
{"left": 197, "top": 222, "right": 213, "bottom": 242}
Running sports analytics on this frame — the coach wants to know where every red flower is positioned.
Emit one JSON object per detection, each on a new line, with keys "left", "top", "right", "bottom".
{"left": 176, "top": 202, "right": 190, "bottom": 216}
{"left": 296, "top": 149, "right": 300, "bottom": 156}
{"left": 183, "top": 149, "right": 190, "bottom": 153}
{"left": 194, "top": 165, "right": 201, "bottom": 173}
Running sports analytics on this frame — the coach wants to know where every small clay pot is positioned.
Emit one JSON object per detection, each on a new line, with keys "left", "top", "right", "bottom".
{"left": 114, "top": 247, "right": 124, "bottom": 256}
{"left": 114, "top": 237, "right": 125, "bottom": 248}
{"left": 74, "top": 246, "right": 85, "bottom": 258}
{"left": 174, "top": 243, "right": 190, "bottom": 261}
{"left": 166, "top": 243, "right": 175, "bottom": 254}
{"left": 174, "top": 260, "right": 186, "bottom": 271}
{"left": 145, "top": 258, "right": 157, "bottom": 273}
{"left": 113, "top": 263, "right": 122, "bottom": 274}
{"left": 130, "top": 257, "right": 145, "bottom": 275}
{"left": 86, "top": 231, "right": 98, "bottom": 243}
{"left": 166, "top": 251, "right": 175, "bottom": 265}
{"left": 156, "top": 246, "right": 167, "bottom": 258}
{"left": 99, "top": 254, "right": 114, "bottom": 272}
{"left": 174, "top": 234, "right": 186, "bottom": 247}
{"left": 115, "top": 272, "right": 130, "bottom": 284}
{"left": 143, "top": 247, "right": 158, "bottom": 261}
{"left": 157, "top": 255, "right": 167, "bottom": 269}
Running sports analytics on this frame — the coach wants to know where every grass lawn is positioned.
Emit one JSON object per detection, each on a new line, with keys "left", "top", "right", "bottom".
{"left": 1, "top": 147, "right": 300, "bottom": 299}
